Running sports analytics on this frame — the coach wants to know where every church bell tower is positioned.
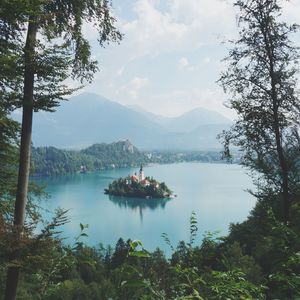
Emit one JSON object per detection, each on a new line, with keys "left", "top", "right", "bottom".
{"left": 139, "top": 164, "right": 145, "bottom": 182}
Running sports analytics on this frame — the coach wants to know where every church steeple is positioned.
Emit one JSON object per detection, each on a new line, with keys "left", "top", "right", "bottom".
{"left": 139, "top": 164, "right": 145, "bottom": 182}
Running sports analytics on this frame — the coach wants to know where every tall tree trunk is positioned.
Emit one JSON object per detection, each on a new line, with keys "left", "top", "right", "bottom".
{"left": 261, "top": 21, "right": 290, "bottom": 225}
{"left": 269, "top": 58, "right": 290, "bottom": 225}
{"left": 273, "top": 114, "right": 290, "bottom": 224}
{"left": 4, "top": 17, "right": 38, "bottom": 300}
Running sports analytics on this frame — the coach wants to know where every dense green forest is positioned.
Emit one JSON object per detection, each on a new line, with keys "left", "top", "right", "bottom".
{"left": 31, "top": 143, "right": 227, "bottom": 177}
{"left": 31, "top": 141, "right": 148, "bottom": 176}
{"left": 147, "top": 151, "right": 228, "bottom": 164}
{"left": 1, "top": 0, "right": 300, "bottom": 299}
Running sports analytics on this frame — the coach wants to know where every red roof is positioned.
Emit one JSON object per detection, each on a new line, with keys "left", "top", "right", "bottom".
{"left": 140, "top": 179, "right": 150, "bottom": 185}
{"left": 130, "top": 175, "right": 138, "bottom": 181}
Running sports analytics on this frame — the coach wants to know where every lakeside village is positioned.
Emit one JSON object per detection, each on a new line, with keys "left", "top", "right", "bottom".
{"left": 105, "top": 165, "right": 174, "bottom": 199}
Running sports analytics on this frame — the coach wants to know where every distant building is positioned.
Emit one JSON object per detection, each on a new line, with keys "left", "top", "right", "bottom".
{"left": 138, "top": 165, "right": 145, "bottom": 182}
{"left": 140, "top": 179, "right": 150, "bottom": 186}
{"left": 129, "top": 166, "right": 148, "bottom": 185}
{"left": 131, "top": 173, "right": 139, "bottom": 182}
{"left": 80, "top": 165, "right": 87, "bottom": 173}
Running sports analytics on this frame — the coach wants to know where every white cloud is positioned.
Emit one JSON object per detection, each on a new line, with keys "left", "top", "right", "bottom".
{"left": 118, "top": 76, "right": 149, "bottom": 100}
{"left": 282, "top": 0, "right": 300, "bottom": 24}
{"left": 119, "top": 0, "right": 235, "bottom": 59}
{"left": 178, "top": 57, "right": 189, "bottom": 68}
{"left": 116, "top": 67, "right": 124, "bottom": 76}
{"left": 130, "top": 77, "right": 149, "bottom": 89}
{"left": 83, "top": 0, "right": 300, "bottom": 121}
{"left": 178, "top": 55, "right": 212, "bottom": 72}
{"left": 203, "top": 56, "right": 211, "bottom": 64}
{"left": 113, "top": 0, "right": 299, "bottom": 64}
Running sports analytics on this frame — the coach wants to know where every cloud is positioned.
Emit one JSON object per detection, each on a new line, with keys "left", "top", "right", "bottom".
{"left": 178, "top": 56, "right": 212, "bottom": 71}
{"left": 130, "top": 77, "right": 149, "bottom": 89}
{"left": 83, "top": 0, "right": 300, "bottom": 121}
{"left": 178, "top": 57, "right": 189, "bottom": 68}
{"left": 116, "top": 67, "right": 124, "bottom": 76}
{"left": 115, "top": 0, "right": 299, "bottom": 63}
{"left": 119, "top": 0, "right": 235, "bottom": 59}
{"left": 118, "top": 76, "right": 149, "bottom": 100}
{"left": 281, "top": 0, "right": 300, "bottom": 24}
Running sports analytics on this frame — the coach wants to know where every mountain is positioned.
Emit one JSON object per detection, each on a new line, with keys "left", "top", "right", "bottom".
{"left": 160, "top": 108, "right": 231, "bottom": 133}
{"left": 127, "top": 105, "right": 231, "bottom": 133}
{"left": 13, "top": 93, "right": 162, "bottom": 149}
{"left": 126, "top": 104, "right": 167, "bottom": 125}
{"left": 12, "top": 92, "right": 231, "bottom": 150}
{"left": 158, "top": 124, "right": 231, "bottom": 150}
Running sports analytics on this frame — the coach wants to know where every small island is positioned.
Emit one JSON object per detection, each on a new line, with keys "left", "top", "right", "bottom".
{"left": 105, "top": 165, "right": 173, "bottom": 198}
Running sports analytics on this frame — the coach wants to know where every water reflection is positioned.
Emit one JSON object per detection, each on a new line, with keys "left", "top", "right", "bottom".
{"left": 108, "top": 195, "right": 171, "bottom": 222}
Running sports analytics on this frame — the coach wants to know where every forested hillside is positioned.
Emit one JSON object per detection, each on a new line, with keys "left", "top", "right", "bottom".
{"left": 32, "top": 140, "right": 148, "bottom": 176}
{"left": 31, "top": 141, "right": 228, "bottom": 176}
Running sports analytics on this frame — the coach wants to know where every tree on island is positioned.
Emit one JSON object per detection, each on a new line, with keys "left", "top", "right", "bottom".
{"left": 105, "top": 176, "right": 172, "bottom": 198}
{"left": 219, "top": 0, "right": 300, "bottom": 225}
{"left": 1, "top": 1, "right": 122, "bottom": 298}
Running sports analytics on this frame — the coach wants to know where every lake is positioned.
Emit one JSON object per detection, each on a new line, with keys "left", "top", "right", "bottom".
{"left": 37, "top": 162, "right": 255, "bottom": 254}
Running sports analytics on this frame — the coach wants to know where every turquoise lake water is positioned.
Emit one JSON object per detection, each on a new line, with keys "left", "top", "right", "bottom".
{"left": 38, "top": 162, "right": 255, "bottom": 254}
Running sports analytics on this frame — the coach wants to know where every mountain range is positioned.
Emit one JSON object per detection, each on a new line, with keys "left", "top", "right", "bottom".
{"left": 12, "top": 92, "right": 231, "bottom": 150}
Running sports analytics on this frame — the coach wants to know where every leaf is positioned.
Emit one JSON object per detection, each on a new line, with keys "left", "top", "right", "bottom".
{"left": 129, "top": 250, "right": 150, "bottom": 258}
{"left": 130, "top": 240, "right": 143, "bottom": 250}
{"left": 121, "top": 279, "right": 149, "bottom": 288}
{"left": 80, "top": 223, "right": 84, "bottom": 231}
{"left": 161, "top": 232, "right": 174, "bottom": 251}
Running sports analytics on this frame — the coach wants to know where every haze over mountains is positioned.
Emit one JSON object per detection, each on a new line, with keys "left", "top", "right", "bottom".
{"left": 12, "top": 93, "right": 231, "bottom": 150}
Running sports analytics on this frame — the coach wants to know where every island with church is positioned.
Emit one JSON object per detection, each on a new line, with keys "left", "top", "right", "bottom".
{"left": 104, "top": 165, "right": 173, "bottom": 198}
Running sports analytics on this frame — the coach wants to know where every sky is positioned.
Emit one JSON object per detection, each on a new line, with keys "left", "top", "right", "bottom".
{"left": 78, "top": 0, "right": 300, "bottom": 119}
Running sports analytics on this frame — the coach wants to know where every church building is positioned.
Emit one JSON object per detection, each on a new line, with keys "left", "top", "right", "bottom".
{"left": 130, "top": 165, "right": 149, "bottom": 186}
{"left": 138, "top": 165, "right": 145, "bottom": 181}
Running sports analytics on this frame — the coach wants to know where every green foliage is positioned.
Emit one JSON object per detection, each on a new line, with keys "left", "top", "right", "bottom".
{"left": 129, "top": 240, "right": 150, "bottom": 258}
{"left": 0, "top": 107, "right": 50, "bottom": 230}
{"left": 31, "top": 141, "right": 149, "bottom": 176}
{"left": 148, "top": 150, "right": 231, "bottom": 164}
{"left": 188, "top": 211, "right": 198, "bottom": 248}
{"left": 0, "top": 0, "right": 122, "bottom": 112}
{"left": 158, "top": 213, "right": 266, "bottom": 299}
{"left": 219, "top": 0, "right": 300, "bottom": 225}
{"left": 1, "top": 207, "right": 298, "bottom": 299}
{"left": 105, "top": 176, "right": 172, "bottom": 198}
{"left": 268, "top": 252, "right": 300, "bottom": 299}
{"left": 208, "top": 269, "right": 265, "bottom": 300}
{"left": 0, "top": 111, "right": 19, "bottom": 219}
{"left": 2, "top": 1, "right": 122, "bottom": 297}
{"left": 31, "top": 145, "right": 241, "bottom": 177}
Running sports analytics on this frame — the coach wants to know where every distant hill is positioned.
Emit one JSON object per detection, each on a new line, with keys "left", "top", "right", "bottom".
{"left": 32, "top": 140, "right": 148, "bottom": 176}
{"left": 32, "top": 140, "right": 226, "bottom": 176}
{"left": 12, "top": 92, "right": 231, "bottom": 150}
